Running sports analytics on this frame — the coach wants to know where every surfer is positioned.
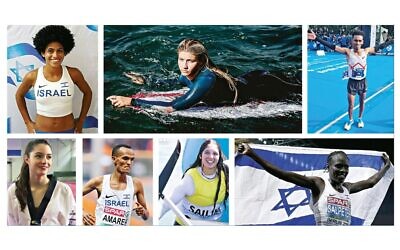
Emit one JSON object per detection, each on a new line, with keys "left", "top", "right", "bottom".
{"left": 107, "top": 39, "right": 301, "bottom": 112}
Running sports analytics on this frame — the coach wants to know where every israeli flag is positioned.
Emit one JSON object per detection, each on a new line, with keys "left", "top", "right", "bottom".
{"left": 235, "top": 144, "right": 393, "bottom": 225}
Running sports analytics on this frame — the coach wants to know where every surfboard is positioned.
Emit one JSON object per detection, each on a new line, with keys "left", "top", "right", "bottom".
{"left": 129, "top": 89, "right": 187, "bottom": 111}
{"left": 128, "top": 89, "right": 301, "bottom": 121}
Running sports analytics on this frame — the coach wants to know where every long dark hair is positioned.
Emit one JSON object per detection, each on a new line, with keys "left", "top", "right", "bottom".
{"left": 15, "top": 139, "right": 52, "bottom": 211}
{"left": 183, "top": 139, "right": 229, "bottom": 213}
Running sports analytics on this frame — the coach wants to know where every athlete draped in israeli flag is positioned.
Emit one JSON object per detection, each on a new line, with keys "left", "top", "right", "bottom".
{"left": 237, "top": 144, "right": 392, "bottom": 225}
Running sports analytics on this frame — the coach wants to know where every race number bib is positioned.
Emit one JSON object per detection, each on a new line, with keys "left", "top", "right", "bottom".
{"left": 326, "top": 196, "right": 351, "bottom": 225}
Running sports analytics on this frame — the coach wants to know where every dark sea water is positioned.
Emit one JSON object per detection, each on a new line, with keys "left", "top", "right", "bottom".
{"left": 104, "top": 25, "right": 302, "bottom": 133}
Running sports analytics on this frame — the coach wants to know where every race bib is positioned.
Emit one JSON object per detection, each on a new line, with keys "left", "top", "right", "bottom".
{"left": 326, "top": 196, "right": 351, "bottom": 225}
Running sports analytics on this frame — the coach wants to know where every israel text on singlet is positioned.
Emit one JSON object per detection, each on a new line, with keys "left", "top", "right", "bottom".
{"left": 95, "top": 175, "right": 135, "bottom": 226}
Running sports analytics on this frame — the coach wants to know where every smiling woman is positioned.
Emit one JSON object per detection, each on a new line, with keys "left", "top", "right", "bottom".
{"left": 7, "top": 139, "right": 76, "bottom": 226}
{"left": 237, "top": 143, "right": 392, "bottom": 225}
{"left": 159, "top": 139, "right": 229, "bottom": 225}
{"left": 14, "top": 25, "right": 92, "bottom": 133}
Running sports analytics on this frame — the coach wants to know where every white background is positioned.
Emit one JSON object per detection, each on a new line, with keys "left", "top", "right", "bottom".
{"left": 0, "top": 1, "right": 397, "bottom": 249}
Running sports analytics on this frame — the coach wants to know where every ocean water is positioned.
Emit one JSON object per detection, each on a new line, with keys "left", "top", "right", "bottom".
{"left": 104, "top": 25, "right": 302, "bottom": 133}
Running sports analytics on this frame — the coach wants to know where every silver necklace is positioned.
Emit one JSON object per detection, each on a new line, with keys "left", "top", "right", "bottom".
{"left": 201, "top": 168, "right": 217, "bottom": 180}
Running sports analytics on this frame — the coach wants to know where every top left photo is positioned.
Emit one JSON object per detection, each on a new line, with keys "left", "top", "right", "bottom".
{"left": 7, "top": 25, "right": 98, "bottom": 134}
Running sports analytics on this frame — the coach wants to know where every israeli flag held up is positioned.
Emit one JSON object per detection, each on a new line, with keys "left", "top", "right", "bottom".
{"left": 235, "top": 144, "right": 393, "bottom": 225}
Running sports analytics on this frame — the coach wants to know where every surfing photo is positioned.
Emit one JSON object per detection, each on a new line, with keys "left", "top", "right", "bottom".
{"left": 104, "top": 25, "right": 302, "bottom": 133}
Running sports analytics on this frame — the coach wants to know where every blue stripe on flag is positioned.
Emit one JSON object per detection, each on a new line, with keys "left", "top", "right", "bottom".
{"left": 236, "top": 149, "right": 383, "bottom": 172}
{"left": 7, "top": 43, "right": 45, "bottom": 62}
{"left": 242, "top": 215, "right": 365, "bottom": 226}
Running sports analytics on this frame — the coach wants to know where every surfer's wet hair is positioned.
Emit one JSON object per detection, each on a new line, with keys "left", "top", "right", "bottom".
{"left": 178, "top": 39, "right": 238, "bottom": 103}
{"left": 177, "top": 39, "right": 210, "bottom": 66}
{"left": 33, "top": 25, "right": 75, "bottom": 56}
{"left": 183, "top": 139, "right": 229, "bottom": 213}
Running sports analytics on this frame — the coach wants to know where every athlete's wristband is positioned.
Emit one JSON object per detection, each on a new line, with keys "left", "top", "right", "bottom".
{"left": 315, "top": 36, "right": 336, "bottom": 50}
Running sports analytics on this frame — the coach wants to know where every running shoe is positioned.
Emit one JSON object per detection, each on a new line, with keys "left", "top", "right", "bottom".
{"left": 357, "top": 118, "right": 364, "bottom": 128}
{"left": 344, "top": 120, "right": 354, "bottom": 131}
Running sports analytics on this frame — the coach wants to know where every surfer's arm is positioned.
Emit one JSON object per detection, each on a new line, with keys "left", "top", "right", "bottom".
{"left": 159, "top": 174, "right": 195, "bottom": 219}
{"left": 172, "top": 74, "right": 215, "bottom": 110}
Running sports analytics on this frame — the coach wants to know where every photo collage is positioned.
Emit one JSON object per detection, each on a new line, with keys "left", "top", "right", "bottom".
{"left": 5, "top": 24, "right": 394, "bottom": 228}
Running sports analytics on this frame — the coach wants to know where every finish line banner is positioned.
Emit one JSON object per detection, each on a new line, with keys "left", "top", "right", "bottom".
{"left": 235, "top": 144, "right": 393, "bottom": 225}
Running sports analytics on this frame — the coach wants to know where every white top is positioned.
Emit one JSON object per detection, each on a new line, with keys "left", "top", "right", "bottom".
{"left": 160, "top": 171, "right": 195, "bottom": 219}
{"left": 8, "top": 181, "right": 76, "bottom": 226}
{"left": 95, "top": 174, "right": 135, "bottom": 226}
{"left": 347, "top": 49, "right": 367, "bottom": 80}
{"left": 34, "top": 65, "right": 75, "bottom": 117}
{"left": 310, "top": 175, "right": 351, "bottom": 225}
{"left": 160, "top": 167, "right": 225, "bottom": 222}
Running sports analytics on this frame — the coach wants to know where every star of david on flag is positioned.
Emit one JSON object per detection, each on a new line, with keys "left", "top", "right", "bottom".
{"left": 272, "top": 185, "right": 311, "bottom": 217}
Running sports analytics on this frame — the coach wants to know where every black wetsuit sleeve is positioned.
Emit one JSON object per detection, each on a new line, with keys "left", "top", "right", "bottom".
{"left": 172, "top": 73, "right": 215, "bottom": 110}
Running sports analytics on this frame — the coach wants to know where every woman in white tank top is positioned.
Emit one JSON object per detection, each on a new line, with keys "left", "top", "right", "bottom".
{"left": 15, "top": 25, "right": 92, "bottom": 133}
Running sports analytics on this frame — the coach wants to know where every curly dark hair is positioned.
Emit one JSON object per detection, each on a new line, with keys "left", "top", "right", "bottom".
{"left": 33, "top": 25, "right": 75, "bottom": 55}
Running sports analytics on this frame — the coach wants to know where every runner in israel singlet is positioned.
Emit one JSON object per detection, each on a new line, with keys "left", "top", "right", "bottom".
{"left": 95, "top": 175, "right": 135, "bottom": 226}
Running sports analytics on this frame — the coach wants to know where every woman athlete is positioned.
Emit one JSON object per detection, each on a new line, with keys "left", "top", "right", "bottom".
{"left": 107, "top": 39, "right": 301, "bottom": 112}
{"left": 237, "top": 143, "right": 392, "bottom": 225}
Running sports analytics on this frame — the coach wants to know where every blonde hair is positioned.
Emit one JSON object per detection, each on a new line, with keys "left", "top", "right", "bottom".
{"left": 177, "top": 39, "right": 238, "bottom": 103}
